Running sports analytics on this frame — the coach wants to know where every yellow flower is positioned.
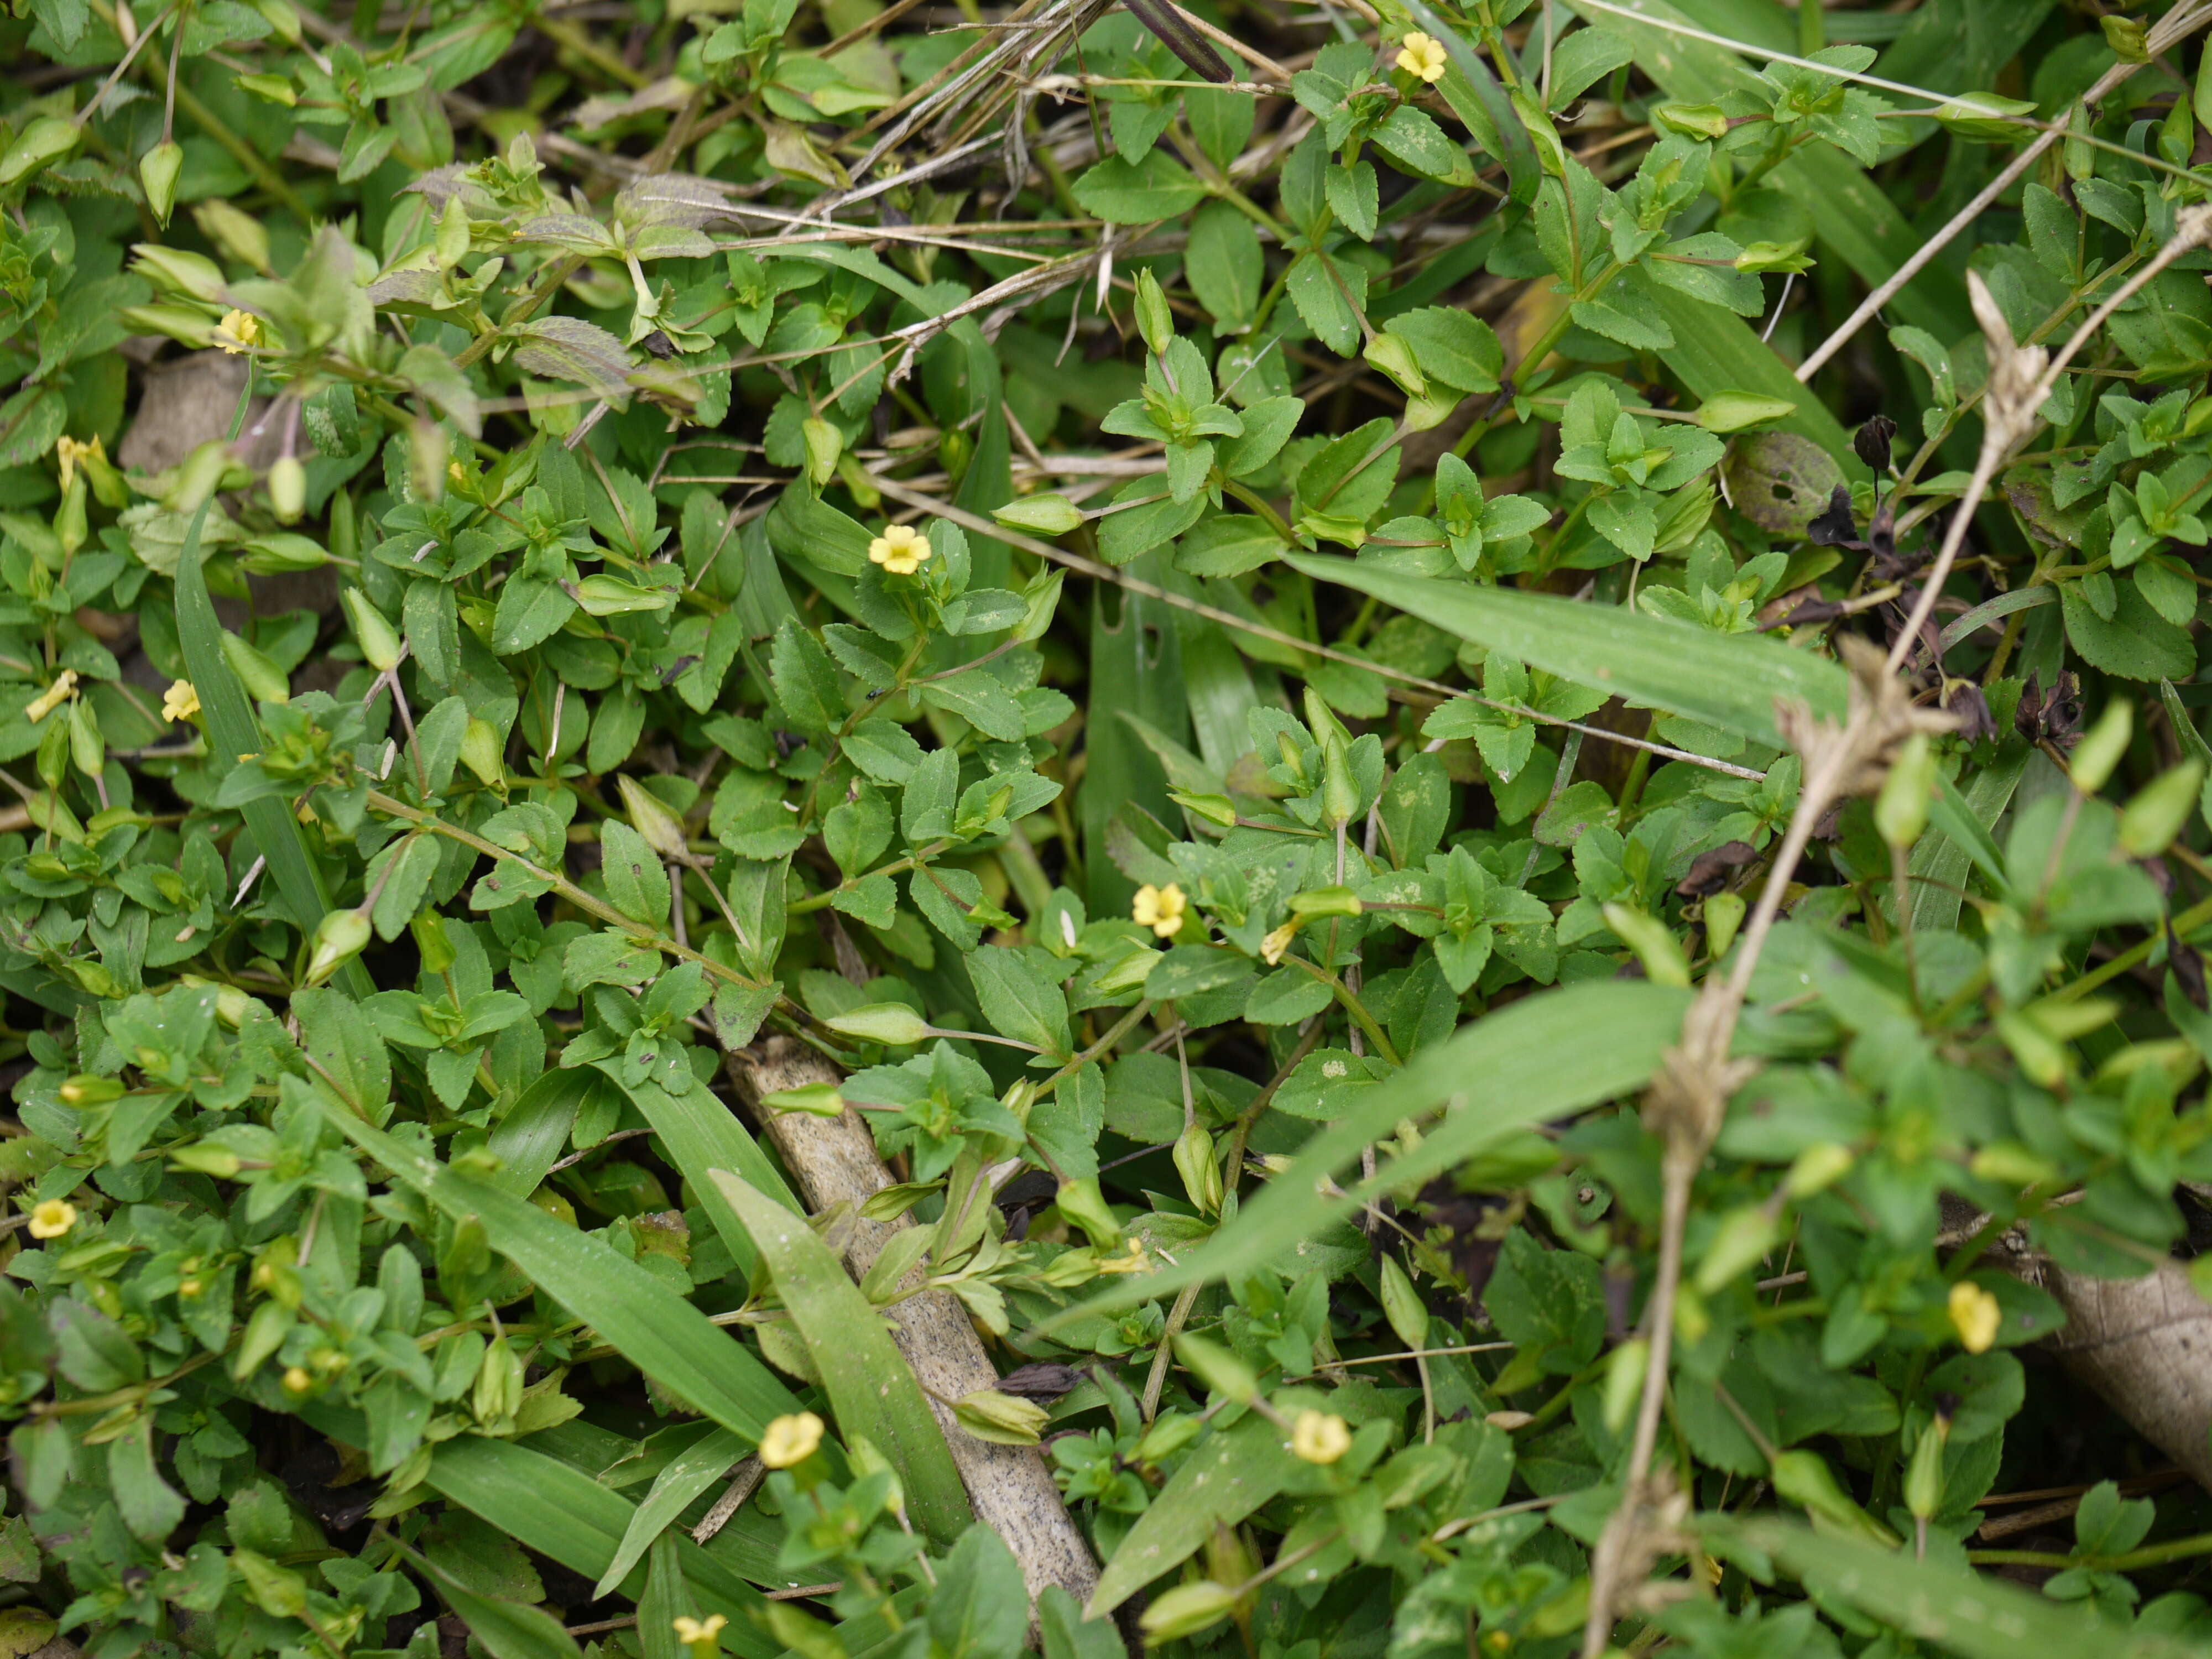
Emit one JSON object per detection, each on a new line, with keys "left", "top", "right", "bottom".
{"left": 27, "top": 1199, "right": 76, "bottom": 1240}
{"left": 1948, "top": 1281, "right": 2001, "bottom": 1354}
{"left": 1095, "top": 1237, "right": 1150, "bottom": 1274}
{"left": 1396, "top": 31, "right": 1448, "bottom": 83}
{"left": 868, "top": 522, "right": 932, "bottom": 576}
{"left": 1260, "top": 920, "right": 1302, "bottom": 966}
{"left": 213, "top": 309, "right": 263, "bottom": 354}
{"left": 25, "top": 670, "right": 77, "bottom": 724}
{"left": 282, "top": 1365, "right": 314, "bottom": 1394}
{"left": 163, "top": 680, "right": 200, "bottom": 723}
{"left": 673, "top": 1614, "right": 728, "bottom": 1656}
{"left": 1290, "top": 1410, "right": 1352, "bottom": 1465}
{"left": 56, "top": 434, "right": 105, "bottom": 493}
{"left": 1131, "top": 882, "right": 1187, "bottom": 939}
{"left": 758, "top": 1410, "right": 825, "bottom": 1469}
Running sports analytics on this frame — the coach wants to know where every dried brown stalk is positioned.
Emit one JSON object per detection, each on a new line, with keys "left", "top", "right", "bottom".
{"left": 721, "top": 1037, "right": 1102, "bottom": 1610}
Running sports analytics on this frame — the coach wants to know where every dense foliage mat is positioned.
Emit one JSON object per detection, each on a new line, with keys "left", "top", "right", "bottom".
{"left": 12, "top": 0, "right": 2212, "bottom": 1655}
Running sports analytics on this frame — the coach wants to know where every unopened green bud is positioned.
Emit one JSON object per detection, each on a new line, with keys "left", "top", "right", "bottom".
{"left": 992, "top": 494, "right": 1084, "bottom": 536}
{"left": 117, "top": 303, "right": 221, "bottom": 349}
{"left": 240, "top": 534, "right": 332, "bottom": 575}
{"left": 306, "top": 909, "right": 372, "bottom": 985}
{"left": 1693, "top": 1204, "right": 1779, "bottom": 1294}
{"left": 2100, "top": 13, "right": 2149, "bottom": 62}
{"left": 1703, "top": 889, "right": 1746, "bottom": 961}
{"left": 801, "top": 416, "right": 841, "bottom": 489}
{"left": 459, "top": 718, "right": 505, "bottom": 788}
{"left": 1139, "top": 1582, "right": 1239, "bottom": 1646}
{"left": 617, "top": 774, "right": 690, "bottom": 860}
{"left": 1173, "top": 1121, "right": 1222, "bottom": 1217}
{"left": 267, "top": 456, "right": 306, "bottom": 524}
{"left": 1652, "top": 102, "right": 1728, "bottom": 140}
{"left": 2070, "top": 701, "right": 2132, "bottom": 795}
{"left": 1170, "top": 790, "right": 1237, "bottom": 828}
{"left": 2119, "top": 760, "right": 2205, "bottom": 858}
{"left": 58, "top": 1074, "right": 125, "bottom": 1108}
{"left": 55, "top": 474, "right": 87, "bottom": 556}
{"left": 1054, "top": 1177, "right": 1123, "bottom": 1249}
{"left": 170, "top": 1141, "right": 244, "bottom": 1179}
{"left": 342, "top": 589, "right": 402, "bottom": 674}
{"left": 1933, "top": 94, "right": 2036, "bottom": 144}
{"left": 246, "top": 0, "right": 301, "bottom": 41}
{"left": 1969, "top": 1141, "right": 2058, "bottom": 1190}
{"left": 192, "top": 198, "right": 272, "bottom": 274}
{"left": 1134, "top": 267, "right": 1173, "bottom": 357}
{"left": 1770, "top": 1449, "right": 1899, "bottom": 1545}
{"left": 952, "top": 1389, "right": 1049, "bottom": 1446}
{"left": 1603, "top": 902, "right": 1691, "bottom": 989}
{"left": 473, "top": 1335, "right": 524, "bottom": 1423}
{"left": 221, "top": 632, "right": 291, "bottom": 703}
{"left": 761, "top": 1081, "right": 844, "bottom": 1118}
{"left": 1321, "top": 732, "right": 1359, "bottom": 827}
{"left": 1875, "top": 732, "right": 1936, "bottom": 849}
{"left": 1363, "top": 331, "right": 1428, "bottom": 401}
{"left": 1015, "top": 566, "right": 1065, "bottom": 643}
{"left": 825, "top": 1003, "right": 932, "bottom": 1046}
{"left": 139, "top": 140, "right": 184, "bottom": 227}
{"left": 0, "top": 117, "right": 82, "bottom": 187}
{"left": 129, "top": 243, "right": 228, "bottom": 303}
{"left": 1290, "top": 884, "right": 1363, "bottom": 919}
{"left": 1694, "top": 391, "right": 1796, "bottom": 433}
{"left": 411, "top": 911, "right": 456, "bottom": 974}
{"left": 1903, "top": 1421, "right": 1945, "bottom": 1520}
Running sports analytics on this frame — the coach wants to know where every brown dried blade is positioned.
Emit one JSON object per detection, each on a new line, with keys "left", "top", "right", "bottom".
{"left": 1120, "top": 0, "right": 1233, "bottom": 83}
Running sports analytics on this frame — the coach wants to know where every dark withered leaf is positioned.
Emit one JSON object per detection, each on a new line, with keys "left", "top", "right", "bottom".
{"left": 1940, "top": 679, "right": 1996, "bottom": 745}
{"left": 1806, "top": 484, "right": 1858, "bottom": 546}
{"left": 997, "top": 1362, "right": 1083, "bottom": 1399}
{"left": 1120, "top": 0, "right": 1234, "bottom": 82}
{"left": 1853, "top": 413, "right": 1897, "bottom": 472}
{"left": 1676, "top": 840, "right": 1759, "bottom": 897}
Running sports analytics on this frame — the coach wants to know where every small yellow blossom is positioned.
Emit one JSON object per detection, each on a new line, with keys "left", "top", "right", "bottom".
{"left": 213, "top": 309, "right": 263, "bottom": 354}
{"left": 673, "top": 1614, "right": 728, "bottom": 1656}
{"left": 1396, "top": 31, "right": 1448, "bottom": 82}
{"left": 25, "top": 670, "right": 77, "bottom": 724}
{"left": 56, "top": 434, "right": 105, "bottom": 493}
{"left": 1260, "top": 920, "right": 1302, "bottom": 966}
{"left": 1132, "top": 881, "right": 1188, "bottom": 939}
{"left": 163, "top": 680, "right": 201, "bottom": 723}
{"left": 27, "top": 1199, "right": 76, "bottom": 1240}
{"left": 758, "top": 1411, "right": 825, "bottom": 1469}
{"left": 282, "top": 1365, "right": 314, "bottom": 1394}
{"left": 1290, "top": 1410, "right": 1352, "bottom": 1465}
{"left": 1948, "top": 1281, "right": 2001, "bottom": 1354}
{"left": 1094, "top": 1237, "right": 1150, "bottom": 1275}
{"left": 867, "top": 522, "right": 932, "bottom": 576}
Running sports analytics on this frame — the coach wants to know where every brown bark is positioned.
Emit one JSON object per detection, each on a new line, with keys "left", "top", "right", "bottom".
{"left": 720, "top": 1036, "right": 1100, "bottom": 1608}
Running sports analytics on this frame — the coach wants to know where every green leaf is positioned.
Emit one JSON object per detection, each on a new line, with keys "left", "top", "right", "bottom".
{"left": 969, "top": 947, "right": 1073, "bottom": 1057}
{"left": 318, "top": 1108, "right": 800, "bottom": 1440}
{"left": 707, "top": 1168, "right": 973, "bottom": 1543}
{"left": 1050, "top": 980, "right": 1689, "bottom": 1332}
{"left": 1071, "top": 152, "right": 1207, "bottom": 223}
{"left": 593, "top": 1426, "right": 749, "bottom": 1598}
{"left": 416, "top": 1548, "right": 583, "bottom": 1659}
{"left": 930, "top": 1526, "right": 1027, "bottom": 1659}
{"left": 1285, "top": 553, "right": 1846, "bottom": 748}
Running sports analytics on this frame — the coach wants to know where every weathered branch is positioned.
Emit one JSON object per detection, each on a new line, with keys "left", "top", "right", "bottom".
{"left": 721, "top": 1036, "right": 1101, "bottom": 1610}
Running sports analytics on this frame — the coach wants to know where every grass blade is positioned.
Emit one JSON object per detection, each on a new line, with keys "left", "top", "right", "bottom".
{"left": 607, "top": 1072, "right": 801, "bottom": 1282}
{"left": 708, "top": 1168, "right": 974, "bottom": 1544}
{"left": 592, "top": 1427, "right": 750, "bottom": 1598}
{"left": 1643, "top": 287, "right": 1856, "bottom": 462}
{"left": 1284, "top": 553, "right": 1848, "bottom": 748}
{"left": 415, "top": 1549, "right": 583, "bottom": 1659}
{"left": 320, "top": 1106, "right": 800, "bottom": 1439}
{"left": 1050, "top": 980, "right": 1689, "bottom": 1331}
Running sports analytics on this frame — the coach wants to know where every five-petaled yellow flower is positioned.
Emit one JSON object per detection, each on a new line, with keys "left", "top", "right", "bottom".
{"left": 163, "top": 680, "right": 201, "bottom": 723}
{"left": 1290, "top": 1410, "right": 1352, "bottom": 1465}
{"left": 25, "top": 670, "right": 77, "bottom": 724}
{"left": 1396, "top": 32, "right": 1448, "bottom": 82}
{"left": 868, "top": 523, "right": 932, "bottom": 576}
{"left": 213, "top": 309, "right": 263, "bottom": 354}
{"left": 1948, "top": 1281, "right": 2001, "bottom": 1354}
{"left": 1260, "top": 920, "right": 1301, "bottom": 966}
{"left": 758, "top": 1411, "right": 825, "bottom": 1468}
{"left": 673, "top": 1614, "right": 728, "bottom": 1656}
{"left": 27, "top": 1199, "right": 76, "bottom": 1240}
{"left": 1132, "top": 882, "right": 1187, "bottom": 939}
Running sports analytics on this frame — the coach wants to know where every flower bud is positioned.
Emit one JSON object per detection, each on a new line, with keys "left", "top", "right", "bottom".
{"left": 1874, "top": 732, "right": 1935, "bottom": 850}
{"left": 2070, "top": 701, "right": 2132, "bottom": 795}
{"left": 458, "top": 718, "right": 505, "bottom": 788}
{"left": 473, "top": 1335, "right": 524, "bottom": 1423}
{"left": 1289, "top": 885, "right": 1362, "bottom": 920}
{"left": 953, "top": 1389, "right": 1049, "bottom": 1446}
{"left": 1903, "top": 1420, "right": 1946, "bottom": 1520}
{"left": 617, "top": 774, "right": 690, "bottom": 860}
{"left": 170, "top": 1142, "right": 243, "bottom": 1180}
{"left": 1173, "top": 1121, "right": 1222, "bottom": 1217}
{"left": 1770, "top": 1449, "right": 1899, "bottom": 1545}
{"left": 1053, "top": 1177, "right": 1123, "bottom": 1249}
{"left": 0, "top": 117, "right": 82, "bottom": 187}
{"left": 130, "top": 243, "right": 231, "bottom": 304}
{"left": 1653, "top": 102, "right": 1728, "bottom": 140}
{"left": 192, "top": 198, "right": 272, "bottom": 274}
{"left": 1703, "top": 890, "right": 1746, "bottom": 961}
{"left": 801, "top": 417, "right": 841, "bottom": 489}
{"left": 992, "top": 494, "right": 1085, "bottom": 536}
{"left": 760, "top": 1081, "right": 844, "bottom": 1118}
{"left": 116, "top": 303, "right": 220, "bottom": 349}
{"left": 246, "top": 0, "right": 302, "bottom": 41}
{"left": 1693, "top": 1204, "right": 1780, "bottom": 1294}
{"left": 1139, "top": 1582, "right": 1239, "bottom": 1646}
{"left": 222, "top": 632, "right": 291, "bottom": 704}
{"left": 824, "top": 1003, "right": 932, "bottom": 1046}
{"left": 138, "top": 140, "right": 184, "bottom": 227}
{"left": 306, "top": 909, "right": 372, "bottom": 985}
{"left": 1694, "top": 391, "right": 1797, "bottom": 433}
{"left": 341, "top": 589, "right": 402, "bottom": 674}
{"left": 1601, "top": 1337, "right": 1647, "bottom": 1435}
{"left": 1784, "top": 1141, "right": 1855, "bottom": 1198}
{"left": 1134, "top": 267, "right": 1173, "bottom": 357}
{"left": 1363, "top": 330, "right": 1428, "bottom": 401}
{"left": 1378, "top": 1255, "right": 1427, "bottom": 1351}
{"left": 1172, "top": 1332, "right": 1257, "bottom": 1404}
{"left": 267, "top": 456, "right": 306, "bottom": 524}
